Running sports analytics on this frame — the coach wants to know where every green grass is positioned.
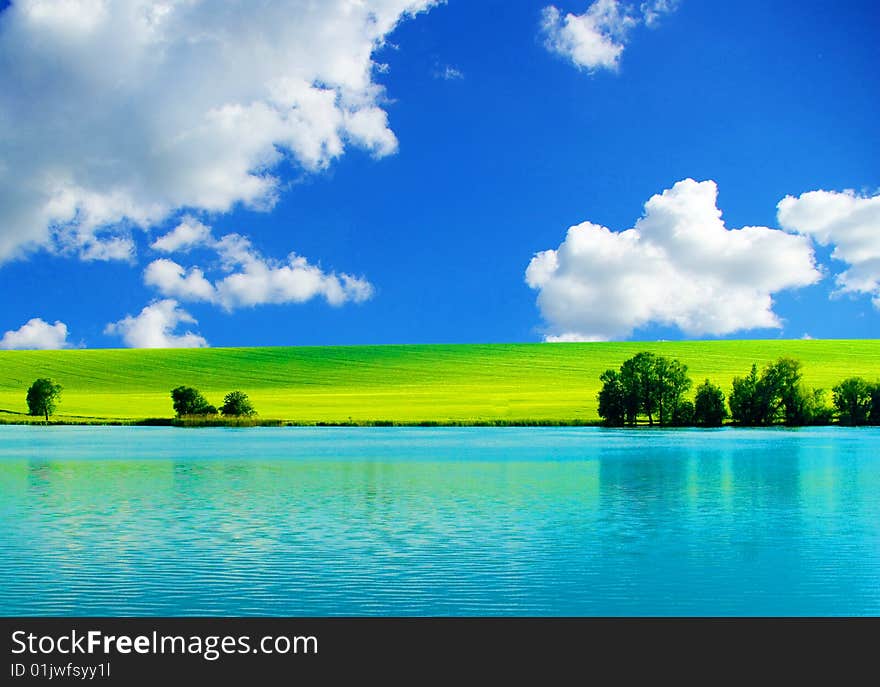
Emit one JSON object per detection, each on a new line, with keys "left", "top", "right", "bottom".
{"left": 0, "top": 340, "right": 878, "bottom": 424}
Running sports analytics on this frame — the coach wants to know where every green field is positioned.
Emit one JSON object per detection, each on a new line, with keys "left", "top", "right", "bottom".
{"left": 0, "top": 340, "right": 878, "bottom": 424}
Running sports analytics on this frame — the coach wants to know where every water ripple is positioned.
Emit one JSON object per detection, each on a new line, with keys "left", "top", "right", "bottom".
{"left": 1, "top": 426, "right": 879, "bottom": 615}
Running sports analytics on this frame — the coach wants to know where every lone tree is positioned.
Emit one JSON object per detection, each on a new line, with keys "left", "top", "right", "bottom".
{"left": 170, "top": 386, "right": 216, "bottom": 417}
{"left": 220, "top": 390, "right": 256, "bottom": 417}
{"left": 27, "top": 378, "right": 62, "bottom": 422}
{"left": 693, "top": 379, "right": 727, "bottom": 427}
{"left": 833, "top": 377, "right": 872, "bottom": 425}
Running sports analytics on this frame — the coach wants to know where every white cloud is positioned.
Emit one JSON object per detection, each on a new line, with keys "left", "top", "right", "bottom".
{"left": 215, "top": 247, "right": 374, "bottom": 310}
{"left": 541, "top": 0, "right": 677, "bottom": 72}
{"left": 151, "top": 217, "right": 213, "bottom": 253}
{"left": 640, "top": 0, "right": 678, "bottom": 27}
{"left": 104, "top": 299, "right": 208, "bottom": 348}
{"left": 143, "top": 231, "right": 374, "bottom": 309}
{"left": 777, "top": 189, "right": 880, "bottom": 308}
{"left": 144, "top": 259, "right": 217, "bottom": 303}
{"left": 0, "top": 318, "right": 70, "bottom": 349}
{"left": 526, "top": 179, "right": 821, "bottom": 341}
{"left": 78, "top": 236, "right": 136, "bottom": 262}
{"left": 213, "top": 234, "right": 374, "bottom": 308}
{"left": 0, "top": 0, "right": 438, "bottom": 264}
{"left": 435, "top": 65, "right": 464, "bottom": 80}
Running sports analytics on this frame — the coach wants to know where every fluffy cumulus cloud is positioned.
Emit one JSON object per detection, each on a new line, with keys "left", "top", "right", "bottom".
{"left": 144, "top": 259, "right": 217, "bottom": 303}
{"left": 143, "top": 227, "right": 374, "bottom": 310}
{"left": 0, "top": 318, "right": 70, "bottom": 349}
{"left": 150, "top": 217, "right": 213, "bottom": 254}
{"left": 526, "top": 179, "right": 821, "bottom": 341}
{"left": 0, "top": 0, "right": 437, "bottom": 264}
{"left": 104, "top": 300, "right": 208, "bottom": 349}
{"left": 777, "top": 189, "right": 880, "bottom": 308}
{"left": 213, "top": 235, "right": 374, "bottom": 309}
{"left": 541, "top": 0, "right": 677, "bottom": 71}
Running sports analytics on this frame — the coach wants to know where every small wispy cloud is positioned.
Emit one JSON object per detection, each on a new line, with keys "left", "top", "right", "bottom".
{"left": 434, "top": 65, "right": 464, "bottom": 81}
{"left": 151, "top": 217, "right": 213, "bottom": 254}
{"left": 641, "top": 0, "right": 679, "bottom": 27}
{"left": 145, "top": 222, "right": 374, "bottom": 311}
{"left": 541, "top": 0, "right": 679, "bottom": 72}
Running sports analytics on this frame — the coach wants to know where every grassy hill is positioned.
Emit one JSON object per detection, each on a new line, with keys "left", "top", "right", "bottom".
{"left": 1, "top": 340, "right": 878, "bottom": 424}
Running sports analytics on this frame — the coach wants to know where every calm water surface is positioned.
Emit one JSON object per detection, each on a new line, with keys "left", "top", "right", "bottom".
{"left": 0, "top": 426, "right": 878, "bottom": 616}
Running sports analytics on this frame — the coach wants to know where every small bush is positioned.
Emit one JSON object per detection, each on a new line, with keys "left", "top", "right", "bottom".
{"left": 220, "top": 390, "right": 256, "bottom": 417}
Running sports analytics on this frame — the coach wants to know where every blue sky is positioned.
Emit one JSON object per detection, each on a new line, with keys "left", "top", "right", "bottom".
{"left": 0, "top": 0, "right": 878, "bottom": 349}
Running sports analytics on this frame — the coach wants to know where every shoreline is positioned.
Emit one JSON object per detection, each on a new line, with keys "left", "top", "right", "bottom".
{"left": 0, "top": 414, "right": 866, "bottom": 429}
{"left": 0, "top": 414, "right": 602, "bottom": 428}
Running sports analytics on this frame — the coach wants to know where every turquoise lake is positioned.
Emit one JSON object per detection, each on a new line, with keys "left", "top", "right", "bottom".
{"left": 1, "top": 426, "right": 878, "bottom": 616}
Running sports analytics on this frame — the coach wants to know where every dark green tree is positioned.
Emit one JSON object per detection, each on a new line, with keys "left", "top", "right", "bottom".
{"left": 620, "top": 352, "right": 661, "bottom": 426}
{"left": 870, "top": 383, "right": 880, "bottom": 425}
{"left": 730, "top": 358, "right": 808, "bottom": 426}
{"left": 597, "top": 369, "right": 627, "bottom": 426}
{"left": 220, "top": 390, "right": 256, "bottom": 417}
{"left": 729, "top": 364, "right": 762, "bottom": 425}
{"left": 657, "top": 357, "right": 692, "bottom": 426}
{"left": 675, "top": 400, "right": 695, "bottom": 427}
{"left": 170, "top": 386, "right": 215, "bottom": 417}
{"left": 809, "top": 388, "right": 834, "bottom": 425}
{"left": 598, "top": 352, "right": 693, "bottom": 427}
{"left": 784, "top": 384, "right": 831, "bottom": 426}
{"left": 26, "top": 378, "right": 62, "bottom": 422}
{"left": 768, "top": 358, "right": 806, "bottom": 425}
{"left": 693, "top": 379, "right": 727, "bottom": 427}
{"left": 833, "top": 377, "right": 872, "bottom": 425}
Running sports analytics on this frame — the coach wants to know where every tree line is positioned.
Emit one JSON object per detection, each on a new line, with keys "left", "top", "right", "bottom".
{"left": 170, "top": 386, "right": 256, "bottom": 418}
{"left": 14, "top": 361, "right": 880, "bottom": 427}
{"left": 19, "top": 378, "right": 256, "bottom": 421}
{"left": 598, "top": 352, "right": 880, "bottom": 427}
